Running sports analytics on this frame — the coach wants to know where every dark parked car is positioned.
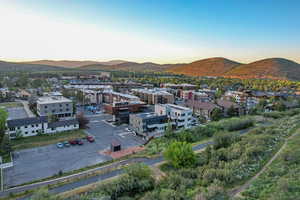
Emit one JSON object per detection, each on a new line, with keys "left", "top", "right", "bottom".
{"left": 63, "top": 141, "right": 70, "bottom": 147}
{"left": 69, "top": 139, "right": 77, "bottom": 145}
{"left": 76, "top": 139, "right": 84, "bottom": 145}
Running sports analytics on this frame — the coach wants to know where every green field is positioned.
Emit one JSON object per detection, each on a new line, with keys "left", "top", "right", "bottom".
{"left": 0, "top": 102, "right": 23, "bottom": 108}
{"left": 11, "top": 130, "right": 87, "bottom": 150}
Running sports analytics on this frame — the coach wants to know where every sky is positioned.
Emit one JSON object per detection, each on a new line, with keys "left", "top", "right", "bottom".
{"left": 1, "top": 0, "right": 300, "bottom": 64}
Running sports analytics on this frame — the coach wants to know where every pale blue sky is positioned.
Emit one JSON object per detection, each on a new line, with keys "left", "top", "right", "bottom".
{"left": 1, "top": 0, "right": 300, "bottom": 63}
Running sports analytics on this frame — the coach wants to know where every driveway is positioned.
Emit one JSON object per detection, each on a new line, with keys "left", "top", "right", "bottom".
{"left": 4, "top": 114, "right": 144, "bottom": 188}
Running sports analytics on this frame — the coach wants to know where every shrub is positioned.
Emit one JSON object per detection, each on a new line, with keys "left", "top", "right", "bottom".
{"left": 164, "top": 141, "right": 196, "bottom": 169}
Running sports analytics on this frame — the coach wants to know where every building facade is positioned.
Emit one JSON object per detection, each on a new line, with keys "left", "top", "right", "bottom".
{"left": 155, "top": 104, "right": 193, "bottom": 129}
{"left": 129, "top": 113, "right": 168, "bottom": 138}
{"left": 132, "top": 88, "right": 174, "bottom": 105}
{"left": 37, "top": 93, "right": 73, "bottom": 118}
{"left": 7, "top": 117, "right": 79, "bottom": 138}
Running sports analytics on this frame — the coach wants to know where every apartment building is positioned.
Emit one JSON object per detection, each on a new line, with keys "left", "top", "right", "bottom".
{"left": 37, "top": 92, "right": 73, "bottom": 118}
{"left": 132, "top": 88, "right": 174, "bottom": 105}
{"left": 129, "top": 112, "right": 168, "bottom": 138}
{"left": 155, "top": 104, "right": 193, "bottom": 129}
{"left": 7, "top": 117, "right": 79, "bottom": 138}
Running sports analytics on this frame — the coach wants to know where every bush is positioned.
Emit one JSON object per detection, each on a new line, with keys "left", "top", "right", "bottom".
{"left": 164, "top": 141, "right": 196, "bottom": 169}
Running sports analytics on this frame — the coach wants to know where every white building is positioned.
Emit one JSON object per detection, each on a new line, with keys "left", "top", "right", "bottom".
{"left": 37, "top": 93, "right": 73, "bottom": 118}
{"left": 7, "top": 117, "right": 79, "bottom": 138}
{"left": 155, "top": 104, "right": 193, "bottom": 129}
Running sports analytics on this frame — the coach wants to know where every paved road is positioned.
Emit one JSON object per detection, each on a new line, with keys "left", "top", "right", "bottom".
{"left": 19, "top": 100, "right": 36, "bottom": 117}
{"left": 3, "top": 114, "right": 144, "bottom": 187}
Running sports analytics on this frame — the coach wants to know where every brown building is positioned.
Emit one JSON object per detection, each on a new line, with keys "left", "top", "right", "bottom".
{"left": 104, "top": 101, "right": 146, "bottom": 123}
{"left": 132, "top": 88, "right": 174, "bottom": 105}
{"left": 216, "top": 99, "right": 244, "bottom": 116}
{"left": 185, "top": 100, "right": 220, "bottom": 120}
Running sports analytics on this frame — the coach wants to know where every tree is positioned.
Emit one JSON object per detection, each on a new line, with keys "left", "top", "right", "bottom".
{"left": 0, "top": 108, "right": 8, "bottom": 144}
{"left": 164, "top": 121, "right": 173, "bottom": 138}
{"left": 76, "top": 112, "right": 89, "bottom": 129}
{"left": 211, "top": 108, "right": 223, "bottom": 121}
{"left": 227, "top": 105, "right": 238, "bottom": 117}
{"left": 125, "top": 163, "right": 152, "bottom": 180}
{"left": 164, "top": 141, "right": 196, "bottom": 168}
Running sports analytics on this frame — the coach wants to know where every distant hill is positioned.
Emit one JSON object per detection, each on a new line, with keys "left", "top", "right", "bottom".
{"left": 224, "top": 58, "right": 300, "bottom": 80}
{"left": 22, "top": 60, "right": 128, "bottom": 68}
{"left": 79, "top": 61, "right": 181, "bottom": 72}
{"left": 167, "top": 57, "right": 242, "bottom": 76}
{"left": 0, "top": 61, "right": 70, "bottom": 72}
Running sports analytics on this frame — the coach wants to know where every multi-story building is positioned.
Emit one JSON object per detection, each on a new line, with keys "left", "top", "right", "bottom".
{"left": 155, "top": 104, "right": 193, "bottom": 129}
{"left": 185, "top": 100, "right": 220, "bottom": 120}
{"left": 224, "top": 91, "right": 248, "bottom": 104}
{"left": 129, "top": 112, "right": 168, "bottom": 138}
{"left": 162, "top": 83, "right": 197, "bottom": 90}
{"left": 6, "top": 116, "right": 79, "bottom": 138}
{"left": 37, "top": 92, "right": 73, "bottom": 118}
{"left": 132, "top": 88, "right": 174, "bottom": 105}
{"left": 104, "top": 101, "right": 146, "bottom": 123}
{"left": 102, "top": 91, "right": 140, "bottom": 104}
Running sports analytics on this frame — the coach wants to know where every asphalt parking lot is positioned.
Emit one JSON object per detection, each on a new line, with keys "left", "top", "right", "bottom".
{"left": 4, "top": 113, "right": 144, "bottom": 187}
{"left": 6, "top": 107, "right": 28, "bottom": 120}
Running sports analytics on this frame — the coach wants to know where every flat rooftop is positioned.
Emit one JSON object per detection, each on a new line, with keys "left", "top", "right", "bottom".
{"left": 132, "top": 88, "right": 172, "bottom": 95}
{"left": 37, "top": 96, "right": 72, "bottom": 104}
{"left": 165, "top": 104, "right": 191, "bottom": 111}
{"left": 134, "top": 112, "right": 165, "bottom": 119}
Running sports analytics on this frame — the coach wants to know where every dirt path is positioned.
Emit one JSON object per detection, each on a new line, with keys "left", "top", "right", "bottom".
{"left": 230, "top": 130, "right": 299, "bottom": 198}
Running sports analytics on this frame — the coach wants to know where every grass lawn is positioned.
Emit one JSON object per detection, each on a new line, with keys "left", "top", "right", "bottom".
{"left": 11, "top": 130, "right": 87, "bottom": 150}
{"left": 0, "top": 102, "right": 23, "bottom": 108}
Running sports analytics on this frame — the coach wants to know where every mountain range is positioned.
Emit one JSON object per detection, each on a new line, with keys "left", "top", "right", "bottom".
{"left": 1, "top": 57, "right": 300, "bottom": 80}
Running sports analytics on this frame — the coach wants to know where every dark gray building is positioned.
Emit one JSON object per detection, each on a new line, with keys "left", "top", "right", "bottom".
{"left": 129, "top": 112, "right": 168, "bottom": 138}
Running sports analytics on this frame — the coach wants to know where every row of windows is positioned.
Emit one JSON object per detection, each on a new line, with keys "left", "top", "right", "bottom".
{"left": 44, "top": 108, "right": 70, "bottom": 113}
{"left": 44, "top": 104, "right": 69, "bottom": 109}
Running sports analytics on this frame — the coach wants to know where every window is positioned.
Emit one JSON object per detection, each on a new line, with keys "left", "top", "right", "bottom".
{"left": 17, "top": 127, "right": 20, "bottom": 130}
{"left": 45, "top": 105, "right": 48, "bottom": 109}
{"left": 32, "top": 130, "right": 35, "bottom": 133}
{"left": 36, "top": 124, "right": 39, "bottom": 127}
{"left": 24, "top": 126, "right": 28, "bottom": 128}
{"left": 31, "top": 125, "right": 34, "bottom": 128}
{"left": 59, "top": 104, "right": 62, "bottom": 107}
{"left": 9, "top": 127, "right": 15, "bottom": 131}
{"left": 25, "top": 132, "right": 28, "bottom": 134}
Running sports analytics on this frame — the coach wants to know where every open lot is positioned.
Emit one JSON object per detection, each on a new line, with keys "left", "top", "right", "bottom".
{"left": 6, "top": 107, "right": 28, "bottom": 120}
{"left": 4, "top": 113, "right": 144, "bottom": 187}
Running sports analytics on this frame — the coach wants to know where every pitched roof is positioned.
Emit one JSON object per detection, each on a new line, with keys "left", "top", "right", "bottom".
{"left": 217, "top": 99, "right": 240, "bottom": 109}
{"left": 48, "top": 119, "right": 78, "bottom": 128}
{"left": 185, "top": 100, "right": 219, "bottom": 111}
{"left": 7, "top": 116, "right": 48, "bottom": 128}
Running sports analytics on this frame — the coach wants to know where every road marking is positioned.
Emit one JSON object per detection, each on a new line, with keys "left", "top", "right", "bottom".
{"left": 90, "top": 120, "right": 100, "bottom": 123}
{"left": 101, "top": 120, "right": 116, "bottom": 127}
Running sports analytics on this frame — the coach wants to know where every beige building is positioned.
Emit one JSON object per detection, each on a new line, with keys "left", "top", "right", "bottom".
{"left": 132, "top": 88, "right": 174, "bottom": 105}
